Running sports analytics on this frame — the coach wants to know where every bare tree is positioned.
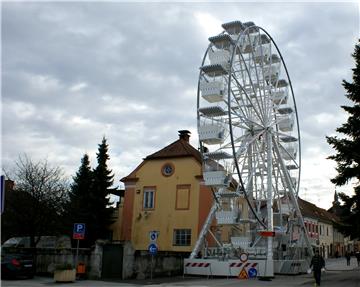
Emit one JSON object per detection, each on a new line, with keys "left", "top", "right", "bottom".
{"left": 2, "top": 154, "right": 69, "bottom": 247}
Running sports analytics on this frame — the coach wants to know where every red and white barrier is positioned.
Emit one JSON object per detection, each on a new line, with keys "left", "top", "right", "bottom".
{"left": 184, "top": 259, "right": 264, "bottom": 277}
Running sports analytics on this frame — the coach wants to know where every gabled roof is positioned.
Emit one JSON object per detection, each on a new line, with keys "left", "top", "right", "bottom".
{"left": 298, "top": 197, "right": 340, "bottom": 224}
{"left": 145, "top": 138, "right": 202, "bottom": 163}
{"left": 121, "top": 136, "right": 202, "bottom": 183}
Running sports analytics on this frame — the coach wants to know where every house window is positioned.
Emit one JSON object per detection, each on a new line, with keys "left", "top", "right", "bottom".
{"left": 173, "top": 229, "right": 191, "bottom": 246}
{"left": 176, "top": 185, "right": 190, "bottom": 210}
{"left": 143, "top": 187, "right": 155, "bottom": 209}
{"left": 327, "top": 227, "right": 329, "bottom": 236}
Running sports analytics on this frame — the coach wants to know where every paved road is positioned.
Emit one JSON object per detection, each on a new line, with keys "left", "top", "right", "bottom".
{"left": 3, "top": 270, "right": 359, "bottom": 287}
{"left": 2, "top": 258, "right": 359, "bottom": 287}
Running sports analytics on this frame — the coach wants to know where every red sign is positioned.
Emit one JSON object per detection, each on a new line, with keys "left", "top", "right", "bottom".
{"left": 73, "top": 233, "right": 85, "bottom": 240}
{"left": 259, "top": 231, "right": 275, "bottom": 237}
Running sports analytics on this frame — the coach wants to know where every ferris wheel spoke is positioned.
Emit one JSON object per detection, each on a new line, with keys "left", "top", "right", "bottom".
{"left": 246, "top": 60, "right": 268, "bottom": 119}
{"left": 230, "top": 74, "right": 265, "bottom": 124}
{"left": 233, "top": 53, "right": 267, "bottom": 119}
{"left": 233, "top": 56, "right": 267, "bottom": 122}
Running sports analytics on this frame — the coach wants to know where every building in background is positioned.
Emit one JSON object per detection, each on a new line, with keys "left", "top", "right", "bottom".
{"left": 117, "top": 130, "right": 214, "bottom": 254}
{"left": 316, "top": 209, "right": 335, "bottom": 259}
{"left": 298, "top": 198, "right": 320, "bottom": 248}
{"left": 327, "top": 190, "right": 359, "bottom": 255}
{"left": 298, "top": 196, "right": 347, "bottom": 258}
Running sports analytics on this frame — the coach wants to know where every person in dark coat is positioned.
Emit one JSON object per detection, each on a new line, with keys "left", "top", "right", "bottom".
{"left": 345, "top": 251, "right": 351, "bottom": 266}
{"left": 310, "top": 249, "right": 325, "bottom": 286}
{"left": 355, "top": 252, "right": 360, "bottom": 267}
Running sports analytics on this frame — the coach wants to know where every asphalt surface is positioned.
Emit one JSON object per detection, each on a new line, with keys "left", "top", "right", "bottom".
{"left": 2, "top": 258, "right": 359, "bottom": 287}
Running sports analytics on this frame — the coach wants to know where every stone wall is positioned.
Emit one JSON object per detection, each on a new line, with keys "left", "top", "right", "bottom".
{"left": 122, "top": 241, "right": 188, "bottom": 279}
{"left": 35, "top": 248, "right": 91, "bottom": 274}
{"left": 122, "top": 241, "right": 135, "bottom": 279}
{"left": 35, "top": 241, "right": 189, "bottom": 280}
{"left": 33, "top": 241, "right": 105, "bottom": 279}
{"left": 88, "top": 241, "right": 104, "bottom": 279}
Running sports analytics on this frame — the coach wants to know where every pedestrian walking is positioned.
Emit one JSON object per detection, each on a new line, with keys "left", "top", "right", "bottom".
{"left": 345, "top": 251, "right": 351, "bottom": 266}
{"left": 355, "top": 252, "right": 360, "bottom": 267}
{"left": 310, "top": 249, "right": 325, "bottom": 286}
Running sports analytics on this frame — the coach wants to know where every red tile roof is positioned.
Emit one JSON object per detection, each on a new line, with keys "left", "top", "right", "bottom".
{"left": 145, "top": 138, "right": 202, "bottom": 163}
{"left": 298, "top": 197, "right": 340, "bottom": 224}
{"left": 121, "top": 138, "right": 202, "bottom": 183}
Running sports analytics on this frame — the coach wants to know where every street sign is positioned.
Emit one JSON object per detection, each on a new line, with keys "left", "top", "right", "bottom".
{"left": 1, "top": 175, "right": 5, "bottom": 214}
{"left": 259, "top": 230, "right": 275, "bottom": 237}
{"left": 240, "top": 252, "right": 248, "bottom": 262}
{"left": 248, "top": 267, "right": 257, "bottom": 278}
{"left": 149, "top": 231, "right": 158, "bottom": 242}
{"left": 238, "top": 267, "right": 248, "bottom": 279}
{"left": 73, "top": 223, "right": 86, "bottom": 239}
{"left": 148, "top": 243, "right": 158, "bottom": 255}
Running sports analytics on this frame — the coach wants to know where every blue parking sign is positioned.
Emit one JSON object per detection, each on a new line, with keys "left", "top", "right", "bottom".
{"left": 73, "top": 223, "right": 86, "bottom": 239}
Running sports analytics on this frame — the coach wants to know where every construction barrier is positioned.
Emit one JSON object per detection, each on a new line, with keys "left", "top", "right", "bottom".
{"left": 184, "top": 259, "right": 264, "bottom": 278}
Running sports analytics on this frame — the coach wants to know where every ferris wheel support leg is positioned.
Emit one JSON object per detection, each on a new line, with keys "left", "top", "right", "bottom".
{"left": 272, "top": 138, "right": 314, "bottom": 261}
{"left": 190, "top": 202, "right": 218, "bottom": 259}
{"left": 264, "top": 131, "right": 274, "bottom": 278}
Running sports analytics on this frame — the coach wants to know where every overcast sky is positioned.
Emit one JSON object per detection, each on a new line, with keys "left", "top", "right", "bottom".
{"left": 1, "top": 2, "right": 359, "bottom": 209}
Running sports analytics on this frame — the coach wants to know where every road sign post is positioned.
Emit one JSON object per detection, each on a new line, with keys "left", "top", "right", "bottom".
{"left": 148, "top": 243, "right": 158, "bottom": 280}
{"left": 73, "top": 223, "right": 86, "bottom": 239}
{"left": 73, "top": 223, "right": 86, "bottom": 276}
{"left": 1, "top": 175, "right": 5, "bottom": 214}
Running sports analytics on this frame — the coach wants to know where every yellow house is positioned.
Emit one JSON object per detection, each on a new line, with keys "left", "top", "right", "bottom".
{"left": 118, "top": 130, "right": 213, "bottom": 253}
{"left": 108, "top": 189, "right": 125, "bottom": 241}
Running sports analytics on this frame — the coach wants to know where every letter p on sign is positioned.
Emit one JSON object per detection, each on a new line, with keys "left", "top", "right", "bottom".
{"left": 73, "top": 223, "right": 86, "bottom": 239}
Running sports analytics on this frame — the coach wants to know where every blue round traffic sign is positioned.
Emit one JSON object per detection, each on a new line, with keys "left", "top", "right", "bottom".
{"left": 248, "top": 267, "right": 257, "bottom": 278}
{"left": 148, "top": 243, "right": 158, "bottom": 255}
{"left": 150, "top": 231, "right": 157, "bottom": 241}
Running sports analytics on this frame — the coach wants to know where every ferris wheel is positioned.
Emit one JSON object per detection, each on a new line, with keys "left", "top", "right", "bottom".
{"left": 185, "top": 20, "right": 313, "bottom": 278}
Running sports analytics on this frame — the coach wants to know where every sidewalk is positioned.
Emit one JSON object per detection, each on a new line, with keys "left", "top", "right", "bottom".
{"left": 325, "top": 257, "right": 359, "bottom": 271}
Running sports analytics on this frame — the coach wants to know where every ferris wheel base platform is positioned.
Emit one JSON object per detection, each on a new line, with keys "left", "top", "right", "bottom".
{"left": 273, "top": 259, "right": 308, "bottom": 274}
{"left": 183, "top": 259, "right": 308, "bottom": 278}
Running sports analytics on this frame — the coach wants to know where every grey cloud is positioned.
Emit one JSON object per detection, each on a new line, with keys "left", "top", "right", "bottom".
{"left": 2, "top": 2, "right": 358, "bottom": 208}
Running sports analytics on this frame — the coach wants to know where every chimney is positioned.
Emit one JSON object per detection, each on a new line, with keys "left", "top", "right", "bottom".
{"left": 178, "top": 130, "right": 191, "bottom": 143}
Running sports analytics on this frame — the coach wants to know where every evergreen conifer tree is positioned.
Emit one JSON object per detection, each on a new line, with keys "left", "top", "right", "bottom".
{"left": 88, "top": 137, "right": 116, "bottom": 243}
{"left": 326, "top": 40, "right": 360, "bottom": 239}
{"left": 67, "top": 154, "right": 93, "bottom": 239}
